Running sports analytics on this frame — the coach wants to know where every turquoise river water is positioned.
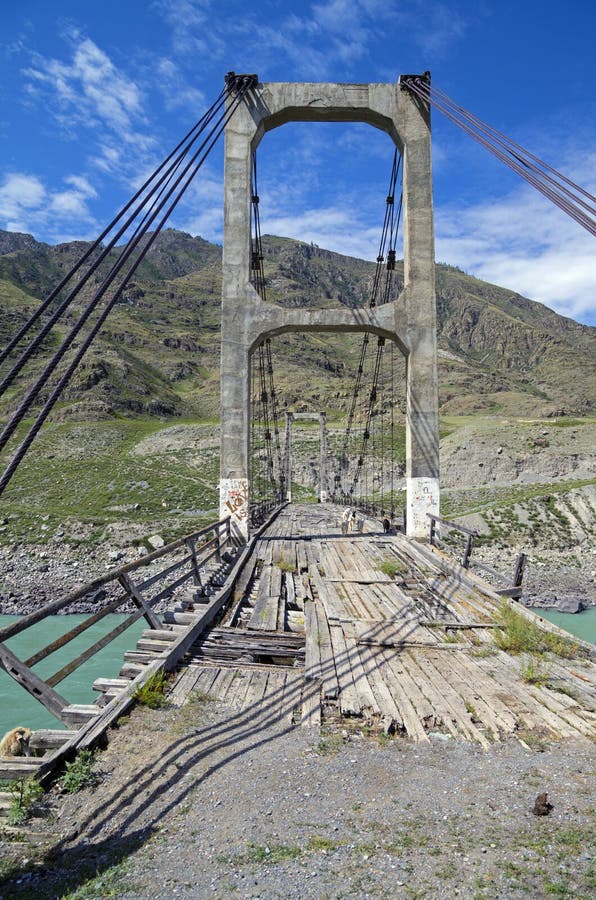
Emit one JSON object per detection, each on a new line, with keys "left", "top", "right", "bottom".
{"left": 1, "top": 608, "right": 594, "bottom": 737}
{"left": 0, "top": 615, "right": 144, "bottom": 736}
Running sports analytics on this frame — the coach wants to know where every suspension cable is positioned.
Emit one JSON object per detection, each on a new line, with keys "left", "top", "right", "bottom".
{"left": 0, "top": 75, "right": 258, "bottom": 496}
{"left": 0, "top": 88, "right": 233, "bottom": 406}
{"left": 249, "top": 153, "right": 285, "bottom": 511}
{"left": 0, "top": 84, "right": 247, "bottom": 460}
{"left": 335, "top": 151, "right": 401, "bottom": 484}
{"left": 400, "top": 75, "right": 596, "bottom": 236}
{"left": 332, "top": 149, "right": 402, "bottom": 509}
{"left": 0, "top": 87, "right": 230, "bottom": 369}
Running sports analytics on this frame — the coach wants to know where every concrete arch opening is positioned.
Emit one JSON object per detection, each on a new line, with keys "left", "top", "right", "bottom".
{"left": 252, "top": 121, "right": 403, "bottom": 312}
{"left": 248, "top": 330, "right": 408, "bottom": 519}
{"left": 220, "top": 78, "right": 439, "bottom": 542}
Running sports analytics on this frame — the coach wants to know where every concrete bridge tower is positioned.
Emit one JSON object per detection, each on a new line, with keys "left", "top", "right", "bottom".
{"left": 219, "top": 75, "right": 439, "bottom": 541}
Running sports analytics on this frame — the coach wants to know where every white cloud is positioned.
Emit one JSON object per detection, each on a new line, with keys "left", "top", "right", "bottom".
{"left": 155, "top": 58, "right": 206, "bottom": 112}
{"left": 154, "top": 0, "right": 467, "bottom": 83}
{"left": 24, "top": 34, "right": 144, "bottom": 137}
{"left": 0, "top": 173, "right": 46, "bottom": 223}
{"left": 261, "top": 205, "right": 389, "bottom": 261}
{"left": 22, "top": 31, "right": 158, "bottom": 192}
{"left": 64, "top": 174, "right": 97, "bottom": 198}
{"left": 172, "top": 165, "right": 224, "bottom": 240}
{"left": 150, "top": 0, "right": 220, "bottom": 56}
{"left": 0, "top": 171, "right": 97, "bottom": 239}
{"left": 435, "top": 159, "right": 596, "bottom": 323}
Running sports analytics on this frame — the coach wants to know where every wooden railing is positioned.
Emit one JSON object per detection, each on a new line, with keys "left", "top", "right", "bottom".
{"left": 428, "top": 513, "right": 526, "bottom": 599}
{"left": 0, "top": 516, "right": 232, "bottom": 723}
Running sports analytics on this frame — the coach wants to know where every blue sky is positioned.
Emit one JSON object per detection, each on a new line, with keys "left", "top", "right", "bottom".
{"left": 1, "top": 0, "right": 594, "bottom": 324}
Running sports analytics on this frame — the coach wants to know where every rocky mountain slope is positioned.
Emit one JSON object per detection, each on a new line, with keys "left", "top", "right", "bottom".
{"left": 1, "top": 228, "right": 594, "bottom": 421}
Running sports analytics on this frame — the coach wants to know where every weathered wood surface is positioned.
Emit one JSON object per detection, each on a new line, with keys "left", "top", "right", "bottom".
{"left": 4, "top": 501, "right": 594, "bottom": 808}
{"left": 201, "top": 503, "right": 593, "bottom": 747}
{"left": 0, "top": 507, "right": 285, "bottom": 803}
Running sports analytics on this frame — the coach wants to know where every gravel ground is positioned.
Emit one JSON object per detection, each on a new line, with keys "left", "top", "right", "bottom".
{"left": 1, "top": 693, "right": 594, "bottom": 899}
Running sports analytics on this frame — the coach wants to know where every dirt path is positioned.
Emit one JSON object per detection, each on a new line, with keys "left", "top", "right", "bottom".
{"left": 1, "top": 694, "right": 594, "bottom": 899}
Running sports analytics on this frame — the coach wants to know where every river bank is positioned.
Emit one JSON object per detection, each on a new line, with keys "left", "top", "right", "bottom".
{"left": 2, "top": 537, "right": 594, "bottom": 617}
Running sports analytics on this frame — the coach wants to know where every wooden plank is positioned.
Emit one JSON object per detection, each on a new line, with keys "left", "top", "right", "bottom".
{"left": 524, "top": 685, "right": 596, "bottom": 739}
{"left": 358, "top": 643, "right": 404, "bottom": 730}
{"left": 92, "top": 678, "right": 129, "bottom": 694}
{"left": 60, "top": 705, "right": 102, "bottom": 725}
{"left": 140, "top": 629, "right": 178, "bottom": 642}
{"left": 119, "top": 573, "right": 163, "bottom": 631}
{"left": 314, "top": 600, "right": 339, "bottom": 700}
{"left": 241, "top": 670, "right": 270, "bottom": 711}
{"left": 281, "top": 671, "right": 303, "bottom": 725}
{"left": 231, "top": 546, "right": 258, "bottom": 603}
{"left": 263, "top": 669, "right": 286, "bottom": 716}
{"left": 304, "top": 600, "right": 321, "bottom": 682}
{"left": 425, "top": 651, "right": 504, "bottom": 741}
{"left": 123, "top": 650, "right": 157, "bottom": 663}
{"left": 434, "top": 652, "right": 518, "bottom": 736}
{"left": 162, "top": 611, "right": 201, "bottom": 626}
{"left": 29, "top": 730, "right": 77, "bottom": 750}
{"left": 119, "top": 662, "right": 146, "bottom": 679}
{"left": 270, "top": 565, "right": 284, "bottom": 631}
{"left": 472, "top": 653, "right": 575, "bottom": 737}
{"left": 301, "top": 679, "right": 322, "bottom": 729}
{"left": 193, "top": 667, "right": 221, "bottom": 697}
{"left": 208, "top": 666, "right": 238, "bottom": 703}
{"left": 329, "top": 624, "right": 361, "bottom": 716}
{"left": 307, "top": 547, "right": 344, "bottom": 620}
{"left": 169, "top": 667, "right": 203, "bottom": 707}
{"left": 136, "top": 638, "right": 175, "bottom": 653}
{"left": 0, "top": 760, "right": 44, "bottom": 780}
{"left": 405, "top": 651, "right": 491, "bottom": 748}
{"left": 247, "top": 565, "right": 275, "bottom": 631}
{"left": 375, "top": 648, "right": 430, "bottom": 743}
{"left": 0, "top": 641, "right": 68, "bottom": 720}
{"left": 340, "top": 623, "right": 381, "bottom": 715}
{"left": 225, "top": 668, "right": 253, "bottom": 708}
{"left": 355, "top": 619, "right": 440, "bottom": 648}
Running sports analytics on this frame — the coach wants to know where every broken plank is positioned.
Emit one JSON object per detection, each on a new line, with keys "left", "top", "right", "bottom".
{"left": 301, "top": 678, "right": 322, "bottom": 729}
{"left": 329, "top": 623, "right": 361, "bottom": 717}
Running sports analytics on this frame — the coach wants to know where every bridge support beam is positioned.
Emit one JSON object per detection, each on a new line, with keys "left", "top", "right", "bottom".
{"left": 220, "top": 77, "right": 439, "bottom": 541}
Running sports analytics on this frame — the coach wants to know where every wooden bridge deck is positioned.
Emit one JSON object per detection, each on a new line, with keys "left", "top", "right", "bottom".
{"left": 2, "top": 503, "right": 594, "bottom": 804}
{"left": 170, "top": 504, "right": 596, "bottom": 748}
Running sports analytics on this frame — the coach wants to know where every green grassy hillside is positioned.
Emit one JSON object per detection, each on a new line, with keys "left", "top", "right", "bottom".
{"left": 0, "top": 228, "right": 594, "bottom": 424}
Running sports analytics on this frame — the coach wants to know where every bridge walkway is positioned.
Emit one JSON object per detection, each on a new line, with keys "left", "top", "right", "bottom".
{"left": 169, "top": 504, "right": 596, "bottom": 748}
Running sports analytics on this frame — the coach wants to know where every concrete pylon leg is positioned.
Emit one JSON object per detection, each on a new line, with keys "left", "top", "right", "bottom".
{"left": 405, "top": 328, "right": 440, "bottom": 538}
{"left": 319, "top": 412, "right": 328, "bottom": 502}
{"left": 219, "top": 77, "right": 440, "bottom": 542}
{"left": 219, "top": 338, "right": 250, "bottom": 542}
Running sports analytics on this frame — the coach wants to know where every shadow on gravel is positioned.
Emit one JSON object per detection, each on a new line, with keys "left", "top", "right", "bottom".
{"left": 0, "top": 671, "right": 312, "bottom": 899}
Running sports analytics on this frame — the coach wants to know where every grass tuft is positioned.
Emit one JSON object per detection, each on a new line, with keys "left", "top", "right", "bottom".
{"left": 378, "top": 557, "right": 407, "bottom": 578}
{"left": 60, "top": 750, "right": 100, "bottom": 794}
{"left": 494, "top": 602, "right": 582, "bottom": 659}
{"left": 133, "top": 671, "right": 170, "bottom": 709}
{"left": 520, "top": 655, "right": 549, "bottom": 686}
{"left": 7, "top": 777, "right": 44, "bottom": 826}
